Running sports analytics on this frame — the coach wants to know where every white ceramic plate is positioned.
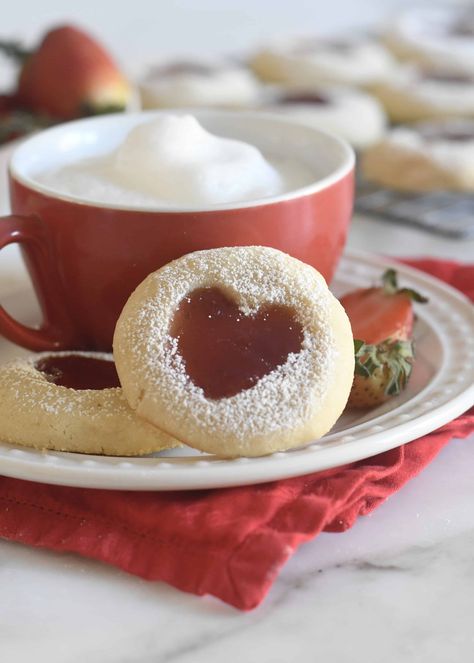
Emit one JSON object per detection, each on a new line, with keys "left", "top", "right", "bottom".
{"left": 0, "top": 250, "right": 473, "bottom": 490}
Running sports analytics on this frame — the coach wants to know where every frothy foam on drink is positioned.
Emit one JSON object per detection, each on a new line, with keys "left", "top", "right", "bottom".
{"left": 36, "top": 115, "right": 313, "bottom": 208}
{"left": 112, "top": 115, "right": 284, "bottom": 204}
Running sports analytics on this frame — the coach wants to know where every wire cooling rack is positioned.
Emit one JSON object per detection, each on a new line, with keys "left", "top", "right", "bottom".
{"left": 355, "top": 177, "right": 474, "bottom": 239}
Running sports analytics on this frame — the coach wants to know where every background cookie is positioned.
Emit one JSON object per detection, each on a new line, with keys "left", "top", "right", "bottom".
{"left": 383, "top": 6, "right": 474, "bottom": 75}
{"left": 361, "top": 120, "right": 474, "bottom": 192}
{"left": 139, "top": 59, "right": 260, "bottom": 109}
{"left": 372, "top": 65, "right": 474, "bottom": 123}
{"left": 249, "top": 36, "right": 396, "bottom": 87}
{"left": 262, "top": 85, "right": 386, "bottom": 149}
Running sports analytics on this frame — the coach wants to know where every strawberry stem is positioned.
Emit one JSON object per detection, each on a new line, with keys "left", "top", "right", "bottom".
{"left": 381, "top": 269, "right": 428, "bottom": 303}
{"left": 382, "top": 268, "right": 398, "bottom": 293}
{"left": 397, "top": 287, "right": 429, "bottom": 303}
{"left": 0, "top": 40, "right": 31, "bottom": 64}
{"left": 80, "top": 102, "right": 127, "bottom": 117}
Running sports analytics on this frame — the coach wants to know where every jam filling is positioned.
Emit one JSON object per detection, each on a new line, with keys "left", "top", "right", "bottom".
{"left": 170, "top": 287, "right": 304, "bottom": 400}
{"left": 418, "top": 123, "right": 474, "bottom": 142}
{"left": 450, "top": 16, "right": 474, "bottom": 37}
{"left": 36, "top": 354, "right": 121, "bottom": 390}
{"left": 292, "top": 38, "right": 352, "bottom": 56}
{"left": 423, "top": 71, "right": 473, "bottom": 85}
{"left": 152, "top": 61, "right": 215, "bottom": 77}
{"left": 278, "top": 91, "right": 330, "bottom": 105}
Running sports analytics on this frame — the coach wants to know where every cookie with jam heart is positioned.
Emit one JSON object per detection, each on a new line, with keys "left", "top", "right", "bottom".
{"left": 262, "top": 85, "right": 387, "bottom": 149}
{"left": 383, "top": 6, "right": 474, "bottom": 75}
{"left": 372, "top": 65, "right": 474, "bottom": 123}
{"left": 362, "top": 119, "right": 474, "bottom": 192}
{"left": 249, "top": 36, "right": 396, "bottom": 88}
{"left": 113, "top": 246, "right": 354, "bottom": 457}
{"left": 139, "top": 59, "right": 260, "bottom": 109}
{"left": 0, "top": 351, "right": 180, "bottom": 455}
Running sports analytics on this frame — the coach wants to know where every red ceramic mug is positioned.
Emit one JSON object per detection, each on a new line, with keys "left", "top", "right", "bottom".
{"left": 1, "top": 110, "right": 354, "bottom": 351}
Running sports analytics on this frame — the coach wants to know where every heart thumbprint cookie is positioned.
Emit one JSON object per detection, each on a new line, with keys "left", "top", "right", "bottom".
{"left": 113, "top": 246, "right": 354, "bottom": 457}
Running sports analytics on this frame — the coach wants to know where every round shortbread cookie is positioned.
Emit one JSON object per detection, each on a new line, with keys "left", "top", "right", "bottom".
{"left": 113, "top": 246, "right": 354, "bottom": 457}
{"left": 261, "top": 85, "right": 387, "bottom": 149}
{"left": 249, "top": 36, "right": 396, "bottom": 87}
{"left": 372, "top": 65, "right": 474, "bottom": 123}
{"left": 361, "top": 120, "right": 474, "bottom": 192}
{"left": 383, "top": 6, "right": 474, "bottom": 75}
{"left": 0, "top": 351, "right": 180, "bottom": 455}
{"left": 139, "top": 60, "right": 260, "bottom": 109}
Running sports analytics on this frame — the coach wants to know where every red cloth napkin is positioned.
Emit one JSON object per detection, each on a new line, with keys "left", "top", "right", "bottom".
{"left": 0, "top": 259, "right": 473, "bottom": 610}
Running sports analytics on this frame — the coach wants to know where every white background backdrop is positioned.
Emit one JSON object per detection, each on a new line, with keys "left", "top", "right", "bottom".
{"left": 1, "top": 0, "right": 448, "bottom": 81}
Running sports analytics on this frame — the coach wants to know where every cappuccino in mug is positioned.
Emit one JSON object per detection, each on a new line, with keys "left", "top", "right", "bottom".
{"left": 37, "top": 114, "right": 313, "bottom": 208}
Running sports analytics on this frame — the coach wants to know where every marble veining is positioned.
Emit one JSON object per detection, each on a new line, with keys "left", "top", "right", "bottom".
{"left": 0, "top": 437, "right": 472, "bottom": 663}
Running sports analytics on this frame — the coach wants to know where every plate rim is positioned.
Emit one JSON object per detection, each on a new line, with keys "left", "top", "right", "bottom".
{"left": 0, "top": 249, "right": 473, "bottom": 490}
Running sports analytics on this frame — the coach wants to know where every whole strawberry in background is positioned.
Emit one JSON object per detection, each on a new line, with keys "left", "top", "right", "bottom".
{"left": 17, "top": 25, "right": 131, "bottom": 119}
{"left": 0, "top": 24, "right": 131, "bottom": 141}
{"left": 339, "top": 269, "right": 428, "bottom": 408}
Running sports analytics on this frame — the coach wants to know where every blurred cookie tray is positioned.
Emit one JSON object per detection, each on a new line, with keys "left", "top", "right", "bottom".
{"left": 355, "top": 171, "right": 474, "bottom": 239}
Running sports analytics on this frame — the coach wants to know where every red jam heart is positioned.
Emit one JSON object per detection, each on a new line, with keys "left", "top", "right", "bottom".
{"left": 278, "top": 92, "right": 330, "bottom": 106}
{"left": 155, "top": 61, "right": 215, "bottom": 77}
{"left": 170, "top": 287, "right": 304, "bottom": 400}
{"left": 450, "top": 20, "right": 474, "bottom": 37}
{"left": 35, "top": 354, "right": 120, "bottom": 390}
{"left": 423, "top": 71, "right": 473, "bottom": 84}
{"left": 418, "top": 125, "right": 474, "bottom": 142}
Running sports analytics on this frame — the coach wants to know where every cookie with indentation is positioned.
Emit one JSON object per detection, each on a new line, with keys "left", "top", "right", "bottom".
{"left": 362, "top": 119, "right": 474, "bottom": 192}
{"left": 372, "top": 64, "right": 474, "bottom": 123}
{"left": 383, "top": 6, "right": 474, "bottom": 75}
{"left": 113, "top": 246, "right": 354, "bottom": 457}
{"left": 0, "top": 351, "right": 180, "bottom": 455}
{"left": 261, "top": 85, "right": 387, "bottom": 149}
{"left": 249, "top": 36, "right": 396, "bottom": 88}
{"left": 139, "top": 59, "right": 260, "bottom": 109}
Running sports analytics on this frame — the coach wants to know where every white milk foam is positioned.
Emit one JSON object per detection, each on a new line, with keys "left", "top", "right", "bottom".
{"left": 37, "top": 115, "right": 314, "bottom": 208}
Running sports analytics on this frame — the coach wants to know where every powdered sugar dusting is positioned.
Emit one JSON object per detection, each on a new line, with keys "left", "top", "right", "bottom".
{"left": 115, "top": 247, "right": 338, "bottom": 450}
{"left": 0, "top": 351, "right": 181, "bottom": 455}
{"left": 380, "top": 122, "right": 474, "bottom": 173}
{"left": 1, "top": 351, "right": 134, "bottom": 421}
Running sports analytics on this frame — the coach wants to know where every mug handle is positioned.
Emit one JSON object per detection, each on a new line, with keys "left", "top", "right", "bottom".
{"left": 0, "top": 214, "right": 76, "bottom": 351}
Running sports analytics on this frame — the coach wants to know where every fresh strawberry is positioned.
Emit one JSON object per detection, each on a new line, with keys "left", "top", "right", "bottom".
{"left": 349, "top": 339, "right": 414, "bottom": 408}
{"left": 1, "top": 25, "right": 131, "bottom": 120}
{"left": 340, "top": 269, "right": 427, "bottom": 409}
{"left": 339, "top": 268, "right": 428, "bottom": 344}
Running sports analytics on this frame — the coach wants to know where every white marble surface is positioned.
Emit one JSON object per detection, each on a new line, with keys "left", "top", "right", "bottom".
{"left": 0, "top": 437, "right": 473, "bottom": 663}
{"left": 1, "top": 1, "right": 474, "bottom": 660}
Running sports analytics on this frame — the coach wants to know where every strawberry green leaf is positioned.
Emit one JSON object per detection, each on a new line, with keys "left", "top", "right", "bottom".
{"left": 382, "top": 340, "right": 414, "bottom": 396}
{"left": 354, "top": 362, "right": 371, "bottom": 377}
{"left": 0, "top": 40, "right": 31, "bottom": 64}
{"left": 354, "top": 340, "right": 383, "bottom": 376}
{"left": 381, "top": 268, "right": 428, "bottom": 303}
{"left": 398, "top": 288, "right": 429, "bottom": 303}
{"left": 80, "top": 102, "right": 127, "bottom": 117}
{"left": 354, "top": 339, "right": 366, "bottom": 354}
{"left": 382, "top": 268, "right": 398, "bottom": 294}
{"left": 353, "top": 338, "right": 415, "bottom": 397}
